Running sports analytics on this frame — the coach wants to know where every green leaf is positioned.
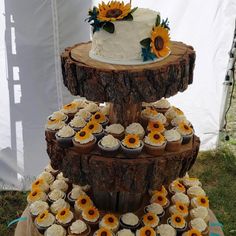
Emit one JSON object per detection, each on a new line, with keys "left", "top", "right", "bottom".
{"left": 123, "top": 13, "right": 133, "bottom": 21}
{"left": 155, "top": 14, "right": 161, "bottom": 26}
{"left": 102, "top": 22, "right": 115, "bottom": 33}
{"left": 130, "top": 7, "right": 138, "bottom": 14}
{"left": 140, "top": 38, "right": 151, "bottom": 48}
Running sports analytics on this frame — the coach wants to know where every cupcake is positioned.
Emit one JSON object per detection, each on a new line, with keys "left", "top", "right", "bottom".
{"left": 191, "top": 196, "right": 209, "bottom": 208}
{"left": 165, "top": 106, "right": 184, "bottom": 123}
{"left": 182, "top": 177, "right": 202, "bottom": 188}
{"left": 150, "top": 192, "right": 170, "bottom": 209}
{"left": 189, "top": 218, "right": 208, "bottom": 235}
{"left": 72, "top": 129, "right": 96, "bottom": 153}
{"left": 141, "top": 107, "right": 159, "bottom": 126}
{"left": 187, "top": 186, "right": 206, "bottom": 199}
{"left": 152, "top": 99, "right": 170, "bottom": 114}
{"left": 56, "top": 172, "right": 70, "bottom": 183}
{"left": 85, "top": 121, "right": 104, "bottom": 140}
{"left": 190, "top": 206, "right": 209, "bottom": 223}
{"left": 98, "top": 135, "right": 120, "bottom": 156}
{"left": 147, "top": 121, "right": 165, "bottom": 134}
{"left": 169, "top": 202, "right": 188, "bottom": 218}
{"left": 105, "top": 124, "right": 125, "bottom": 140}
{"left": 72, "top": 99, "right": 89, "bottom": 110}
{"left": 117, "top": 229, "right": 134, "bottom": 236}
{"left": 74, "top": 195, "right": 93, "bottom": 214}
{"left": 56, "top": 208, "right": 74, "bottom": 228}
{"left": 68, "top": 220, "right": 91, "bottom": 236}
{"left": 82, "top": 206, "right": 100, "bottom": 229}
{"left": 136, "top": 226, "right": 156, "bottom": 236}
{"left": 50, "top": 198, "right": 70, "bottom": 215}
{"left": 91, "top": 111, "right": 109, "bottom": 127}
{"left": 84, "top": 102, "right": 99, "bottom": 114}
{"left": 170, "top": 116, "right": 189, "bottom": 127}
{"left": 149, "top": 186, "right": 168, "bottom": 197}
{"left": 171, "top": 193, "right": 190, "bottom": 206}
{"left": 142, "top": 212, "right": 159, "bottom": 228}
{"left": 38, "top": 171, "right": 55, "bottom": 185}
{"left": 31, "top": 178, "right": 50, "bottom": 192}
{"left": 99, "top": 214, "right": 119, "bottom": 232}
{"left": 156, "top": 224, "right": 176, "bottom": 236}
{"left": 167, "top": 214, "right": 187, "bottom": 233}
{"left": 45, "top": 118, "right": 65, "bottom": 140}
{"left": 56, "top": 125, "right": 75, "bottom": 148}
{"left": 44, "top": 164, "right": 59, "bottom": 176}
{"left": 144, "top": 131, "right": 167, "bottom": 156}
{"left": 176, "top": 122, "right": 193, "bottom": 144}
{"left": 48, "top": 189, "right": 66, "bottom": 203}
{"left": 144, "top": 203, "right": 165, "bottom": 219}
{"left": 164, "top": 129, "right": 182, "bottom": 152}
{"left": 61, "top": 102, "right": 78, "bottom": 120}
{"left": 182, "top": 229, "right": 202, "bottom": 236}
{"left": 150, "top": 113, "right": 167, "bottom": 127}
{"left": 50, "top": 179, "right": 69, "bottom": 193}
{"left": 67, "top": 186, "right": 85, "bottom": 204}
{"left": 44, "top": 224, "right": 67, "bottom": 236}
{"left": 27, "top": 188, "right": 47, "bottom": 204}
{"left": 126, "top": 123, "right": 145, "bottom": 139}
{"left": 121, "top": 134, "right": 144, "bottom": 157}
{"left": 48, "top": 111, "right": 68, "bottom": 123}
{"left": 29, "top": 200, "right": 49, "bottom": 219}
{"left": 75, "top": 109, "right": 92, "bottom": 121}
{"left": 35, "top": 210, "right": 55, "bottom": 234}
{"left": 73, "top": 184, "right": 91, "bottom": 194}
{"left": 169, "top": 180, "right": 186, "bottom": 195}
{"left": 94, "top": 227, "right": 113, "bottom": 236}
{"left": 69, "top": 116, "right": 87, "bottom": 132}
{"left": 119, "top": 212, "right": 140, "bottom": 230}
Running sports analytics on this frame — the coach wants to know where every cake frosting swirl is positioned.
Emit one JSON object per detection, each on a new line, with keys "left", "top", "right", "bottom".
{"left": 48, "top": 189, "right": 65, "bottom": 202}
{"left": 50, "top": 198, "right": 70, "bottom": 214}
{"left": 105, "top": 124, "right": 124, "bottom": 135}
{"left": 69, "top": 116, "right": 87, "bottom": 129}
{"left": 44, "top": 224, "right": 66, "bottom": 236}
{"left": 29, "top": 200, "right": 49, "bottom": 216}
{"left": 70, "top": 220, "right": 88, "bottom": 234}
{"left": 57, "top": 125, "right": 75, "bottom": 138}
{"left": 100, "top": 135, "right": 119, "bottom": 148}
{"left": 164, "top": 129, "right": 181, "bottom": 142}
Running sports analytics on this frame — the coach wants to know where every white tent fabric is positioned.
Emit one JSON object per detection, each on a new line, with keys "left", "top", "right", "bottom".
{"left": 0, "top": 0, "right": 235, "bottom": 190}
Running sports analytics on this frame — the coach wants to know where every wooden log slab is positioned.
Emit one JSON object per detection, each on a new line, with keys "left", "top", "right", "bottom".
{"left": 61, "top": 41, "right": 195, "bottom": 104}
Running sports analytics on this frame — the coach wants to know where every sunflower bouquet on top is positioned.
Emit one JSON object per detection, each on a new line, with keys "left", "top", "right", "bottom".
{"left": 86, "top": 1, "right": 138, "bottom": 33}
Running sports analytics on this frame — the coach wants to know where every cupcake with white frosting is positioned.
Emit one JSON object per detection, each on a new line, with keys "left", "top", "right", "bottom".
{"left": 50, "top": 179, "right": 68, "bottom": 193}
{"left": 141, "top": 107, "right": 159, "bottom": 126}
{"left": 48, "top": 189, "right": 66, "bottom": 203}
{"left": 38, "top": 171, "right": 55, "bottom": 185}
{"left": 150, "top": 113, "right": 167, "bottom": 127}
{"left": 68, "top": 220, "right": 91, "bottom": 236}
{"left": 50, "top": 198, "right": 70, "bottom": 215}
{"left": 190, "top": 206, "right": 209, "bottom": 223}
{"left": 75, "top": 109, "right": 92, "bottom": 121}
{"left": 44, "top": 164, "right": 59, "bottom": 176}
{"left": 117, "top": 229, "right": 134, "bottom": 236}
{"left": 182, "top": 177, "right": 202, "bottom": 188}
{"left": 56, "top": 172, "right": 70, "bottom": 183}
{"left": 84, "top": 102, "right": 99, "bottom": 114}
{"left": 56, "top": 207, "right": 74, "bottom": 228}
{"left": 27, "top": 188, "right": 47, "bottom": 204}
{"left": 98, "top": 134, "right": 120, "bottom": 156}
{"left": 99, "top": 214, "right": 119, "bottom": 232}
{"left": 171, "top": 193, "right": 190, "bottom": 206}
{"left": 105, "top": 123, "right": 125, "bottom": 140}
{"left": 45, "top": 118, "right": 65, "bottom": 140}
{"left": 56, "top": 125, "right": 75, "bottom": 148}
{"left": 125, "top": 123, "right": 145, "bottom": 139}
{"left": 72, "top": 99, "right": 89, "bottom": 110}
{"left": 176, "top": 122, "right": 194, "bottom": 144}
{"left": 187, "top": 186, "right": 206, "bottom": 198}
{"left": 171, "top": 116, "right": 189, "bottom": 127}
{"left": 48, "top": 111, "right": 68, "bottom": 123}
{"left": 119, "top": 212, "right": 140, "bottom": 230}
{"left": 169, "top": 202, "right": 188, "bottom": 218}
{"left": 156, "top": 224, "right": 176, "bottom": 236}
{"left": 164, "top": 129, "right": 182, "bottom": 152}
{"left": 165, "top": 106, "right": 184, "bottom": 123}
{"left": 69, "top": 116, "right": 87, "bottom": 132}
{"left": 44, "top": 224, "right": 67, "bottom": 236}
{"left": 67, "top": 186, "right": 85, "bottom": 204}
{"left": 144, "top": 203, "right": 165, "bottom": 218}
{"left": 30, "top": 200, "right": 49, "bottom": 219}
{"left": 153, "top": 99, "right": 170, "bottom": 114}
{"left": 189, "top": 218, "right": 208, "bottom": 235}
{"left": 35, "top": 210, "right": 55, "bottom": 234}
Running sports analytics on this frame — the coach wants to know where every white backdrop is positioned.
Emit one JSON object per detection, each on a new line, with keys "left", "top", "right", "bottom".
{"left": 0, "top": 0, "right": 236, "bottom": 190}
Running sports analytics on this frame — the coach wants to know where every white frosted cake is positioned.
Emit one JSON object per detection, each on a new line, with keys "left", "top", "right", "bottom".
{"left": 87, "top": 1, "right": 171, "bottom": 65}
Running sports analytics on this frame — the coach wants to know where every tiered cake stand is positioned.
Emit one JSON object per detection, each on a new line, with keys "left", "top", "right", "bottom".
{"left": 46, "top": 41, "right": 200, "bottom": 213}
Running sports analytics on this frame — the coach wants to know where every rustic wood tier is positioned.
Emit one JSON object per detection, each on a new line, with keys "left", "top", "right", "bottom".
{"left": 46, "top": 133, "right": 200, "bottom": 211}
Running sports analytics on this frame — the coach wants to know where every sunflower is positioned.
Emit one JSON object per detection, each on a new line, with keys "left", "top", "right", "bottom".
{"left": 142, "top": 107, "right": 158, "bottom": 119}
{"left": 147, "top": 121, "right": 165, "bottom": 133}
{"left": 139, "top": 226, "right": 156, "bottom": 236}
{"left": 171, "top": 180, "right": 186, "bottom": 193}
{"left": 27, "top": 188, "right": 43, "bottom": 201}
{"left": 96, "top": 227, "right": 113, "bottom": 236}
{"left": 62, "top": 103, "right": 77, "bottom": 112}
{"left": 151, "top": 185, "right": 168, "bottom": 197}
{"left": 36, "top": 210, "right": 49, "bottom": 223}
{"left": 56, "top": 208, "right": 71, "bottom": 221}
{"left": 83, "top": 206, "right": 100, "bottom": 221}
{"left": 98, "top": 1, "right": 131, "bottom": 22}
{"left": 185, "top": 229, "right": 202, "bottom": 236}
{"left": 151, "top": 192, "right": 168, "bottom": 207}
{"left": 196, "top": 195, "right": 209, "bottom": 208}
{"left": 170, "top": 213, "right": 185, "bottom": 228}
{"left": 102, "top": 214, "right": 118, "bottom": 228}
{"left": 122, "top": 134, "right": 140, "bottom": 149}
{"left": 147, "top": 131, "right": 166, "bottom": 145}
{"left": 85, "top": 121, "right": 101, "bottom": 134}
{"left": 74, "top": 128, "right": 92, "bottom": 142}
{"left": 175, "top": 202, "right": 188, "bottom": 214}
{"left": 76, "top": 195, "right": 93, "bottom": 210}
{"left": 91, "top": 111, "right": 106, "bottom": 124}
{"left": 151, "top": 26, "right": 170, "bottom": 58}
{"left": 142, "top": 212, "right": 158, "bottom": 226}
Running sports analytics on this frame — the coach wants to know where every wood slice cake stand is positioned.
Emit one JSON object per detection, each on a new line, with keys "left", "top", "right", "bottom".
{"left": 58, "top": 41, "right": 198, "bottom": 212}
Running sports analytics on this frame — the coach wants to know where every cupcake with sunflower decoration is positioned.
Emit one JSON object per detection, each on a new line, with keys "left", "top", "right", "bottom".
{"left": 147, "top": 121, "right": 165, "bottom": 134}
{"left": 176, "top": 122, "right": 194, "bottom": 144}
{"left": 167, "top": 214, "right": 187, "bottom": 233}
{"left": 91, "top": 111, "right": 109, "bottom": 127}
{"left": 50, "top": 198, "right": 70, "bottom": 215}
{"left": 68, "top": 219, "right": 91, "bottom": 236}
{"left": 149, "top": 185, "right": 168, "bottom": 197}
{"left": 82, "top": 206, "right": 100, "bottom": 229}
{"left": 169, "top": 202, "right": 188, "bottom": 218}
{"left": 27, "top": 188, "right": 47, "bottom": 204}
{"left": 94, "top": 227, "right": 113, "bottom": 236}
{"left": 56, "top": 207, "right": 74, "bottom": 228}
{"left": 156, "top": 224, "right": 176, "bottom": 236}
{"left": 31, "top": 178, "right": 49, "bottom": 193}
{"left": 189, "top": 218, "right": 208, "bottom": 236}
{"left": 150, "top": 192, "right": 170, "bottom": 209}
{"left": 142, "top": 212, "right": 159, "bottom": 228}
{"left": 121, "top": 134, "right": 144, "bottom": 157}
{"left": 72, "top": 128, "right": 96, "bottom": 153}
{"left": 99, "top": 214, "right": 119, "bottom": 232}
{"left": 48, "top": 110, "right": 68, "bottom": 123}
{"left": 35, "top": 210, "right": 55, "bottom": 234}
{"left": 144, "top": 203, "right": 165, "bottom": 219}
{"left": 125, "top": 123, "right": 145, "bottom": 139}
{"left": 85, "top": 120, "right": 104, "bottom": 140}
{"left": 169, "top": 180, "right": 186, "bottom": 195}
{"left": 105, "top": 123, "right": 125, "bottom": 140}
{"left": 165, "top": 106, "right": 184, "bottom": 123}
{"left": 67, "top": 186, "right": 86, "bottom": 205}
{"left": 164, "top": 129, "right": 182, "bottom": 152}
{"left": 74, "top": 195, "right": 93, "bottom": 215}
{"left": 45, "top": 118, "right": 65, "bottom": 140}
{"left": 136, "top": 226, "right": 156, "bottom": 236}
{"left": 98, "top": 134, "right": 121, "bottom": 156}
{"left": 72, "top": 98, "right": 89, "bottom": 110}
{"left": 119, "top": 212, "right": 140, "bottom": 231}
{"left": 38, "top": 171, "right": 55, "bottom": 185}
{"left": 191, "top": 195, "right": 209, "bottom": 209}
{"left": 56, "top": 125, "right": 76, "bottom": 148}
{"left": 75, "top": 109, "right": 92, "bottom": 121}
{"left": 144, "top": 131, "right": 167, "bottom": 156}
{"left": 182, "top": 229, "right": 202, "bottom": 236}
{"left": 152, "top": 99, "right": 170, "bottom": 114}
{"left": 141, "top": 107, "right": 159, "bottom": 127}
{"left": 69, "top": 116, "right": 87, "bottom": 132}
{"left": 84, "top": 102, "right": 99, "bottom": 114}
{"left": 171, "top": 193, "right": 190, "bottom": 207}
{"left": 61, "top": 102, "right": 78, "bottom": 120}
